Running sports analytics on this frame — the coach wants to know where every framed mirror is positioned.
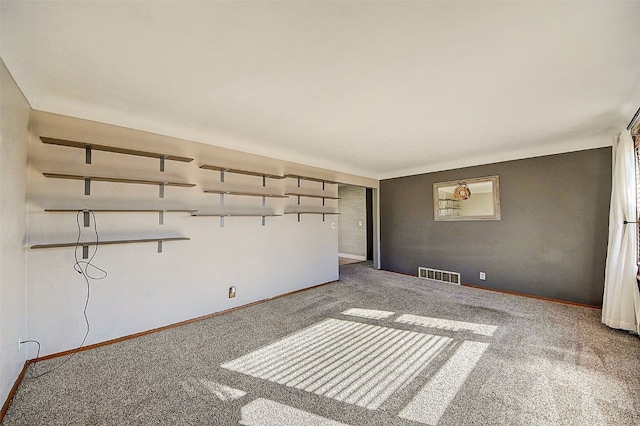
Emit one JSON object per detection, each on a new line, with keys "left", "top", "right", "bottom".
{"left": 433, "top": 175, "right": 501, "bottom": 221}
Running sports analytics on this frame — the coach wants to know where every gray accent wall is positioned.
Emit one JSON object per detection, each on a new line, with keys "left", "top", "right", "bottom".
{"left": 380, "top": 148, "right": 612, "bottom": 306}
{"left": 339, "top": 186, "right": 367, "bottom": 258}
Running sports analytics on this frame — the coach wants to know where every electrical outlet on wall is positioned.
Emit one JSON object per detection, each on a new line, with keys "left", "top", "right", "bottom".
{"left": 229, "top": 286, "right": 236, "bottom": 298}
{"left": 480, "top": 272, "right": 486, "bottom": 280}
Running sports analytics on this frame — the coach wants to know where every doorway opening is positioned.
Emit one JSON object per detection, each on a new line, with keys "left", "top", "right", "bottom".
{"left": 338, "top": 185, "right": 374, "bottom": 265}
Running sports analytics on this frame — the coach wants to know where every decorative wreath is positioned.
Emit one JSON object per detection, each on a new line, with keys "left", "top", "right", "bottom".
{"left": 453, "top": 182, "right": 471, "bottom": 200}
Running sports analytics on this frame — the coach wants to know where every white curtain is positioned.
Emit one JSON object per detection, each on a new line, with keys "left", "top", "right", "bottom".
{"left": 602, "top": 129, "right": 640, "bottom": 333}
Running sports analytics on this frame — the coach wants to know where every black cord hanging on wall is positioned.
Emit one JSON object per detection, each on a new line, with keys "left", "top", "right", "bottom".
{"left": 21, "top": 209, "right": 107, "bottom": 378}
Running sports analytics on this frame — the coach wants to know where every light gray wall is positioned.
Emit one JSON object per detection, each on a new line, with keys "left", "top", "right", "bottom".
{"left": 24, "top": 110, "right": 379, "bottom": 358}
{"left": 338, "top": 186, "right": 367, "bottom": 259}
{"left": 380, "top": 148, "right": 612, "bottom": 306}
{"left": 0, "top": 60, "right": 30, "bottom": 406}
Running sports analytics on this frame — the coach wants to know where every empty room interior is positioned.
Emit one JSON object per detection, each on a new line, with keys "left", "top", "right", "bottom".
{"left": 2, "top": 2, "right": 640, "bottom": 425}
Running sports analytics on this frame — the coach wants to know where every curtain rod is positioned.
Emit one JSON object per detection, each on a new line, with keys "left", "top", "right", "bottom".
{"left": 627, "top": 106, "right": 640, "bottom": 130}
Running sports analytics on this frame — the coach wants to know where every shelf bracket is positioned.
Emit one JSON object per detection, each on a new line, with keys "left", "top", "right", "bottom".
{"left": 220, "top": 216, "right": 225, "bottom": 228}
{"left": 159, "top": 210, "right": 165, "bottom": 225}
{"left": 159, "top": 183, "right": 165, "bottom": 198}
{"left": 262, "top": 196, "right": 266, "bottom": 207}
{"left": 322, "top": 197, "right": 326, "bottom": 207}
{"left": 157, "top": 241, "right": 163, "bottom": 253}
{"left": 160, "top": 155, "right": 166, "bottom": 172}
{"left": 297, "top": 177, "right": 301, "bottom": 188}
{"left": 297, "top": 213, "right": 301, "bottom": 222}
{"left": 83, "top": 210, "right": 91, "bottom": 228}
{"left": 262, "top": 175, "right": 266, "bottom": 187}
{"left": 82, "top": 245, "right": 89, "bottom": 259}
{"left": 85, "top": 145, "right": 92, "bottom": 164}
{"left": 323, "top": 214, "right": 326, "bottom": 222}
{"left": 297, "top": 195, "right": 301, "bottom": 205}
{"left": 84, "top": 177, "right": 91, "bottom": 196}
{"left": 220, "top": 170, "right": 225, "bottom": 183}
{"left": 322, "top": 181, "right": 325, "bottom": 191}
{"left": 220, "top": 193, "right": 225, "bottom": 206}
{"left": 262, "top": 216, "right": 266, "bottom": 226}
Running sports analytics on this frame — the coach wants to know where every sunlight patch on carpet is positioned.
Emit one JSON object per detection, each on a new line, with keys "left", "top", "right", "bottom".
{"left": 341, "top": 308, "right": 395, "bottom": 320}
{"left": 180, "top": 379, "right": 246, "bottom": 402}
{"left": 199, "top": 380, "right": 247, "bottom": 401}
{"left": 396, "top": 313, "right": 498, "bottom": 336}
{"left": 399, "top": 340, "right": 489, "bottom": 425}
{"left": 222, "top": 318, "right": 453, "bottom": 410}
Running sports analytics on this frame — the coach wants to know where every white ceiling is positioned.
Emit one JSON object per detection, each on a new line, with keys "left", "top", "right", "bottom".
{"left": 2, "top": 1, "right": 639, "bottom": 179}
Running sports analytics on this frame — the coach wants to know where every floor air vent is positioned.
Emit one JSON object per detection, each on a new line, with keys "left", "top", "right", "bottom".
{"left": 418, "top": 267, "right": 461, "bottom": 285}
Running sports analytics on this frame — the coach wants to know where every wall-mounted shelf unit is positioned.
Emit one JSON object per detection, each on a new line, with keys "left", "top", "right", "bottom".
{"left": 43, "top": 173, "right": 196, "bottom": 198}
{"left": 283, "top": 176, "right": 340, "bottom": 221}
{"left": 31, "top": 237, "right": 190, "bottom": 258}
{"left": 284, "top": 211, "right": 340, "bottom": 222}
{"left": 41, "top": 137, "right": 193, "bottom": 171}
{"left": 191, "top": 212, "right": 282, "bottom": 227}
{"left": 438, "top": 198, "right": 462, "bottom": 217}
{"left": 204, "top": 189, "right": 289, "bottom": 206}
{"left": 199, "top": 165, "right": 290, "bottom": 226}
{"left": 200, "top": 164, "right": 285, "bottom": 186}
{"left": 44, "top": 209, "right": 198, "bottom": 226}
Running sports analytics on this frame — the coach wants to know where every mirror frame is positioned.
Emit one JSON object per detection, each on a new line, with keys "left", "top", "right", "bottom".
{"left": 433, "top": 175, "right": 501, "bottom": 221}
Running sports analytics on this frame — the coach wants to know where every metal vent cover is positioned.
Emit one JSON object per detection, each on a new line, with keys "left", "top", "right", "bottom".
{"left": 417, "top": 267, "right": 461, "bottom": 285}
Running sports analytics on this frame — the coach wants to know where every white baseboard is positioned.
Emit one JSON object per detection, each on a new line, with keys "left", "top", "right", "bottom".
{"left": 338, "top": 253, "right": 367, "bottom": 261}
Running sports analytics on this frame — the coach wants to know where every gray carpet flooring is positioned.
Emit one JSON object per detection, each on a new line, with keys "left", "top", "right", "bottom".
{"left": 3, "top": 262, "right": 640, "bottom": 425}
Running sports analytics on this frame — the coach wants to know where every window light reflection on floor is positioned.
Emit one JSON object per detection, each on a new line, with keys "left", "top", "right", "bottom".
{"left": 399, "top": 340, "right": 490, "bottom": 425}
{"left": 395, "top": 313, "right": 498, "bottom": 337}
{"left": 180, "top": 379, "right": 246, "bottom": 402}
{"left": 222, "top": 319, "right": 454, "bottom": 410}
{"left": 341, "top": 308, "right": 395, "bottom": 320}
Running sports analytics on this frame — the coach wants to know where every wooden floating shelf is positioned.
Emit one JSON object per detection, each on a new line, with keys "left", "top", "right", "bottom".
{"left": 284, "top": 211, "right": 340, "bottom": 215}
{"left": 200, "top": 164, "right": 285, "bottom": 179}
{"left": 204, "top": 189, "right": 288, "bottom": 198}
{"left": 43, "top": 173, "right": 196, "bottom": 188}
{"left": 191, "top": 212, "right": 281, "bottom": 227}
{"left": 191, "top": 213, "right": 281, "bottom": 217}
{"left": 31, "top": 237, "right": 190, "bottom": 250}
{"left": 284, "top": 210, "right": 340, "bottom": 222}
{"left": 285, "top": 192, "right": 340, "bottom": 200}
{"left": 41, "top": 137, "right": 193, "bottom": 163}
{"left": 43, "top": 208, "right": 198, "bottom": 225}
{"left": 285, "top": 174, "right": 340, "bottom": 184}
{"left": 44, "top": 173, "right": 195, "bottom": 198}
{"left": 45, "top": 209, "right": 197, "bottom": 213}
